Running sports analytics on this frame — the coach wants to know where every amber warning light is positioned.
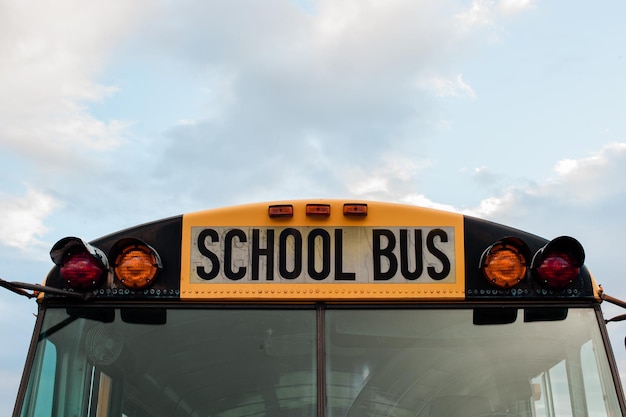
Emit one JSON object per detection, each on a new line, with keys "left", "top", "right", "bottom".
{"left": 268, "top": 205, "right": 294, "bottom": 218}
{"left": 306, "top": 204, "right": 331, "bottom": 217}
{"left": 110, "top": 239, "right": 162, "bottom": 289}
{"left": 480, "top": 237, "right": 530, "bottom": 288}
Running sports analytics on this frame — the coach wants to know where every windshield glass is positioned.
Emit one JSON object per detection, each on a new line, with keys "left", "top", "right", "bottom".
{"left": 19, "top": 306, "right": 622, "bottom": 417}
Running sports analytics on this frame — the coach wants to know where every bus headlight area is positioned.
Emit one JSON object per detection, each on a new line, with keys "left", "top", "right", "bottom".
{"left": 2, "top": 200, "right": 626, "bottom": 417}
{"left": 50, "top": 236, "right": 163, "bottom": 293}
{"left": 479, "top": 235, "right": 586, "bottom": 292}
{"left": 42, "top": 231, "right": 593, "bottom": 301}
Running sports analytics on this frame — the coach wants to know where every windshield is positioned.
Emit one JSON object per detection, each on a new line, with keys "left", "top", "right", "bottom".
{"left": 18, "top": 306, "right": 622, "bottom": 417}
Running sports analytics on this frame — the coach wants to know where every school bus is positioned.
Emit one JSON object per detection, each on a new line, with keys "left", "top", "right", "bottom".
{"left": 5, "top": 200, "right": 626, "bottom": 417}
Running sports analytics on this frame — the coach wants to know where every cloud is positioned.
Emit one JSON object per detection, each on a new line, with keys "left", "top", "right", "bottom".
{"left": 456, "top": 0, "right": 499, "bottom": 31}
{"left": 143, "top": 0, "right": 516, "bottom": 134}
{"left": 455, "top": 0, "right": 536, "bottom": 43}
{"left": 0, "top": 188, "right": 60, "bottom": 252}
{"left": 456, "top": 0, "right": 536, "bottom": 26}
{"left": 471, "top": 143, "right": 626, "bottom": 217}
{"left": 0, "top": 0, "right": 151, "bottom": 163}
{"left": 551, "top": 143, "right": 626, "bottom": 203}
{"left": 347, "top": 156, "right": 433, "bottom": 199}
{"left": 132, "top": 0, "right": 536, "bottom": 211}
{"left": 498, "top": 0, "right": 537, "bottom": 16}
{"left": 471, "top": 166, "right": 500, "bottom": 186}
{"left": 417, "top": 74, "right": 477, "bottom": 99}
{"left": 0, "top": 0, "right": 540, "bottom": 251}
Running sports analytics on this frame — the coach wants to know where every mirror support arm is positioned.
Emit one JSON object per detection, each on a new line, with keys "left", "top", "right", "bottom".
{"left": 0, "top": 277, "right": 87, "bottom": 300}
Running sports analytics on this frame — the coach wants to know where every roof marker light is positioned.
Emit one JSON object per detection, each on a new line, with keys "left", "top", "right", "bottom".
{"left": 480, "top": 237, "right": 530, "bottom": 288}
{"left": 50, "top": 237, "right": 108, "bottom": 289}
{"left": 306, "top": 204, "right": 330, "bottom": 217}
{"left": 268, "top": 205, "right": 294, "bottom": 218}
{"left": 343, "top": 203, "right": 368, "bottom": 216}
{"left": 110, "top": 239, "right": 162, "bottom": 289}
{"left": 532, "top": 236, "right": 584, "bottom": 289}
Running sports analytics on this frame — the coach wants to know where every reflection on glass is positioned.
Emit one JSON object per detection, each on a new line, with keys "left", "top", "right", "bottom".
{"left": 21, "top": 308, "right": 317, "bottom": 417}
{"left": 325, "top": 309, "right": 621, "bottom": 417}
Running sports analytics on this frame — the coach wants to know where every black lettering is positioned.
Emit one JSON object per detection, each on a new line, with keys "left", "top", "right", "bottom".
{"left": 308, "top": 229, "right": 331, "bottom": 280}
{"left": 252, "top": 229, "right": 274, "bottom": 280}
{"left": 334, "top": 229, "right": 355, "bottom": 280}
{"left": 426, "top": 229, "right": 451, "bottom": 280}
{"left": 400, "top": 229, "right": 424, "bottom": 280}
{"left": 373, "top": 229, "right": 397, "bottom": 280}
{"left": 224, "top": 229, "right": 247, "bottom": 280}
{"left": 279, "top": 228, "right": 302, "bottom": 279}
{"left": 196, "top": 229, "right": 220, "bottom": 280}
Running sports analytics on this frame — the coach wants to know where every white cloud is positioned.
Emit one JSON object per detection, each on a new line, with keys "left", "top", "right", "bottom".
{"left": 456, "top": 0, "right": 536, "bottom": 27}
{"left": 140, "top": 0, "right": 535, "bottom": 210}
{"left": 456, "top": 0, "right": 498, "bottom": 30}
{"left": 469, "top": 142, "right": 626, "bottom": 220}
{"left": 0, "top": 0, "right": 151, "bottom": 161}
{"left": 555, "top": 143, "right": 626, "bottom": 203}
{"left": 545, "top": 143, "right": 626, "bottom": 204}
{"left": 462, "top": 142, "right": 626, "bottom": 289}
{"left": 401, "top": 194, "right": 459, "bottom": 212}
{"left": 454, "top": 0, "right": 535, "bottom": 42}
{"left": 0, "top": 0, "right": 541, "bottom": 244}
{"left": 0, "top": 188, "right": 60, "bottom": 252}
{"left": 498, "top": 0, "right": 536, "bottom": 16}
{"left": 347, "top": 156, "right": 433, "bottom": 201}
{"left": 417, "top": 74, "right": 477, "bottom": 99}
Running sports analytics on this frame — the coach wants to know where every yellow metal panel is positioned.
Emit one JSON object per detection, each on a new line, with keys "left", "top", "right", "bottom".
{"left": 180, "top": 200, "right": 465, "bottom": 301}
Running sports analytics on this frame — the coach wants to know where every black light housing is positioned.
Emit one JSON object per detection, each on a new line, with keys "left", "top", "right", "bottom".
{"left": 531, "top": 236, "right": 585, "bottom": 289}
{"left": 50, "top": 237, "right": 109, "bottom": 289}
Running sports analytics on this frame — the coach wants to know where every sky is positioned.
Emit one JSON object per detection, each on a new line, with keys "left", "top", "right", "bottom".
{"left": 1, "top": 0, "right": 626, "bottom": 414}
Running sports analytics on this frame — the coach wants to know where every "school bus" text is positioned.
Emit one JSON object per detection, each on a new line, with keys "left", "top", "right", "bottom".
{"left": 189, "top": 227, "right": 456, "bottom": 284}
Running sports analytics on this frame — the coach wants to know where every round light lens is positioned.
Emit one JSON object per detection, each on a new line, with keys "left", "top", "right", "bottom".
{"left": 61, "top": 252, "right": 106, "bottom": 289}
{"left": 536, "top": 251, "right": 579, "bottom": 288}
{"left": 114, "top": 245, "right": 159, "bottom": 289}
{"left": 482, "top": 243, "right": 527, "bottom": 288}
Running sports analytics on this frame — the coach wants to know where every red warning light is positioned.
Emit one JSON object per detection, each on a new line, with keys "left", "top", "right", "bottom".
{"left": 531, "top": 236, "right": 584, "bottom": 289}
{"left": 536, "top": 251, "right": 579, "bottom": 288}
{"left": 61, "top": 252, "right": 106, "bottom": 289}
{"left": 51, "top": 237, "right": 108, "bottom": 290}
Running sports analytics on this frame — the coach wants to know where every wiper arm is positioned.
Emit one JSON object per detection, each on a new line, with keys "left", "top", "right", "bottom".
{"left": 0, "top": 277, "right": 88, "bottom": 300}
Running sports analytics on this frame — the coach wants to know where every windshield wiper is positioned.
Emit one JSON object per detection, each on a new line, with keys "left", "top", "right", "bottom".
{"left": 0, "top": 277, "right": 88, "bottom": 300}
